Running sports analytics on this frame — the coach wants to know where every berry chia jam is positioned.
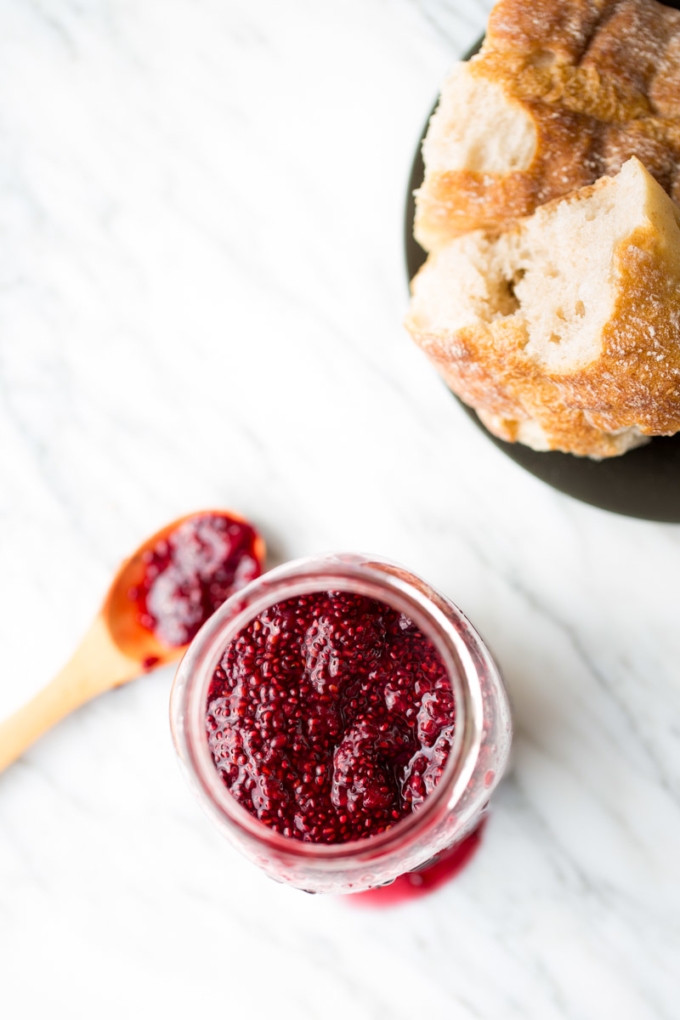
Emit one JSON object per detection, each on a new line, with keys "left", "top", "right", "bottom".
{"left": 171, "top": 555, "right": 512, "bottom": 895}
{"left": 128, "top": 512, "right": 263, "bottom": 647}
{"left": 205, "top": 591, "right": 455, "bottom": 844}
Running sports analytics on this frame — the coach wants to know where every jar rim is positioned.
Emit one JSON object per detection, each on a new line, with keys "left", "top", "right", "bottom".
{"left": 170, "top": 553, "right": 485, "bottom": 865}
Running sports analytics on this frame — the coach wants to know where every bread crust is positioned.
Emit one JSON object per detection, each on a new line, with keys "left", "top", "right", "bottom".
{"left": 415, "top": 0, "right": 680, "bottom": 250}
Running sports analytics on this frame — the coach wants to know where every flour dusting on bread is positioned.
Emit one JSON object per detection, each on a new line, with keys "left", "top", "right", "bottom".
{"left": 415, "top": 0, "right": 680, "bottom": 250}
{"left": 408, "top": 0, "right": 680, "bottom": 458}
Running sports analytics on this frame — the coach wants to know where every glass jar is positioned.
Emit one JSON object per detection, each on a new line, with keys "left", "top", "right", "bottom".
{"left": 170, "top": 553, "right": 511, "bottom": 894}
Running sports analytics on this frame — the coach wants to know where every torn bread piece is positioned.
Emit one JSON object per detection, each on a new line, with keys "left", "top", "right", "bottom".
{"left": 407, "top": 157, "right": 680, "bottom": 458}
{"left": 415, "top": 0, "right": 680, "bottom": 251}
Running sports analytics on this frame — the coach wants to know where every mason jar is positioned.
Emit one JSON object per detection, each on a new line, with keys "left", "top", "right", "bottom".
{"left": 170, "top": 553, "right": 511, "bottom": 894}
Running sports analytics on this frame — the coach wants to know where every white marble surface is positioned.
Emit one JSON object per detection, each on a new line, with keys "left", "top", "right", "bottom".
{"left": 1, "top": 1, "right": 679, "bottom": 1017}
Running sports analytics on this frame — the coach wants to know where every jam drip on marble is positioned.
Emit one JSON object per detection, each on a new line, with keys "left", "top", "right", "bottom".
{"left": 129, "top": 513, "right": 262, "bottom": 647}
{"left": 206, "top": 591, "right": 455, "bottom": 843}
{"left": 349, "top": 821, "right": 485, "bottom": 906}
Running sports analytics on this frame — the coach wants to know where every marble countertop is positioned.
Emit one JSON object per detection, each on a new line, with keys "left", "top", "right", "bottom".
{"left": 1, "top": 1, "right": 679, "bottom": 1017}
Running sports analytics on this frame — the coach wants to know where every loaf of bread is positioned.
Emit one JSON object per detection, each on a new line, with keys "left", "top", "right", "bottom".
{"left": 406, "top": 157, "right": 680, "bottom": 458}
{"left": 415, "top": 0, "right": 680, "bottom": 251}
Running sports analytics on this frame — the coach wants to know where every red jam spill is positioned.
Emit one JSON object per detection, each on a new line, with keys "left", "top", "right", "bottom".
{"left": 206, "top": 591, "right": 455, "bottom": 844}
{"left": 348, "top": 820, "right": 486, "bottom": 907}
{"left": 129, "top": 512, "right": 262, "bottom": 647}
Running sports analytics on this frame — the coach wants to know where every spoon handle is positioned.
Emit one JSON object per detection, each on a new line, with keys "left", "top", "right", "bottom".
{"left": 0, "top": 615, "right": 142, "bottom": 774}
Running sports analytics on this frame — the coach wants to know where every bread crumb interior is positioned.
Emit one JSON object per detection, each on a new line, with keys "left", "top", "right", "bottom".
{"left": 424, "top": 64, "right": 537, "bottom": 175}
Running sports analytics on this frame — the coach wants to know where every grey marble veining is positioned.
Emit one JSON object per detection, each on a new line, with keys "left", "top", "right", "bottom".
{"left": 0, "top": 1, "right": 678, "bottom": 1017}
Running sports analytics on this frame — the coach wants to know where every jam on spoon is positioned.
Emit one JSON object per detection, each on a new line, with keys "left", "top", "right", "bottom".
{"left": 127, "top": 511, "right": 263, "bottom": 648}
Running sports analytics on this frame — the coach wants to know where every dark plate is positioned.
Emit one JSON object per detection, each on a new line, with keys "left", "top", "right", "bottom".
{"left": 405, "top": 37, "right": 680, "bottom": 523}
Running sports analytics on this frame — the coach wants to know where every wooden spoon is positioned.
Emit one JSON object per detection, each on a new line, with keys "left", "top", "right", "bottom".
{"left": 0, "top": 510, "right": 265, "bottom": 773}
